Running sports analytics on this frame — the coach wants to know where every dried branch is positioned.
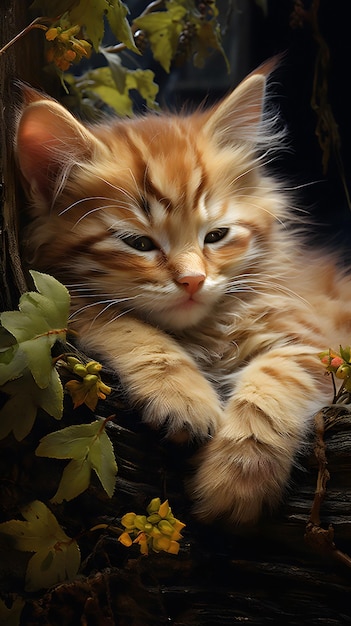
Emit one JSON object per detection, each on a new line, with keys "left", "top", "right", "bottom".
{"left": 305, "top": 407, "right": 351, "bottom": 567}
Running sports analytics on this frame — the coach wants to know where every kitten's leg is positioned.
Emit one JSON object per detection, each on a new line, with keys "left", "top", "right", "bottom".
{"left": 80, "top": 316, "right": 224, "bottom": 440}
{"left": 189, "top": 345, "right": 333, "bottom": 523}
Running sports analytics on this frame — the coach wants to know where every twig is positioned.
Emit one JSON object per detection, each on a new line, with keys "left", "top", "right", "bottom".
{"left": 0, "top": 16, "right": 53, "bottom": 56}
{"left": 304, "top": 408, "right": 351, "bottom": 567}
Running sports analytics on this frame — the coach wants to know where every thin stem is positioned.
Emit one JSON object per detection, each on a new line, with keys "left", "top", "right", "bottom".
{"left": 0, "top": 16, "right": 53, "bottom": 56}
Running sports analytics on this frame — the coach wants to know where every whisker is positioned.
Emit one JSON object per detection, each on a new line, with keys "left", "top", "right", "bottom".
{"left": 226, "top": 274, "right": 312, "bottom": 308}
{"left": 69, "top": 295, "right": 139, "bottom": 320}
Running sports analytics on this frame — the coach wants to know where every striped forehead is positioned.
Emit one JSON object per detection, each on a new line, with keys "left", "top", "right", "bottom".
{"left": 123, "top": 119, "right": 205, "bottom": 210}
{"left": 145, "top": 156, "right": 204, "bottom": 208}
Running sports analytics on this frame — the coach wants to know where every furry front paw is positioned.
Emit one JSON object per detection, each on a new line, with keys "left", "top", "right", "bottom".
{"left": 188, "top": 403, "right": 296, "bottom": 524}
{"left": 141, "top": 375, "right": 224, "bottom": 442}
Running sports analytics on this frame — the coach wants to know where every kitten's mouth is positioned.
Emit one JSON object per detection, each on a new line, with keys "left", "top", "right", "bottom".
{"left": 178, "top": 295, "right": 201, "bottom": 309}
{"left": 151, "top": 294, "right": 209, "bottom": 330}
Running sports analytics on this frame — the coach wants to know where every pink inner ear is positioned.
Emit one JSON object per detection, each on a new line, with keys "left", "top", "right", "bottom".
{"left": 16, "top": 117, "right": 59, "bottom": 200}
{"left": 16, "top": 105, "right": 72, "bottom": 204}
{"left": 16, "top": 100, "right": 101, "bottom": 206}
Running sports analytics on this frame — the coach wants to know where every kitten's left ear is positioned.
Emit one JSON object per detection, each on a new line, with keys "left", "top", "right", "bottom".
{"left": 15, "top": 85, "right": 108, "bottom": 208}
{"left": 204, "top": 57, "right": 279, "bottom": 148}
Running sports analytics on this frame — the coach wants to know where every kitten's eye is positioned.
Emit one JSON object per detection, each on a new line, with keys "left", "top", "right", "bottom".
{"left": 122, "top": 235, "right": 157, "bottom": 251}
{"left": 204, "top": 228, "right": 229, "bottom": 244}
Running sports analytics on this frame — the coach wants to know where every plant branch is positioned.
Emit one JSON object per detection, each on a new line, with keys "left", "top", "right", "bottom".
{"left": 305, "top": 408, "right": 351, "bottom": 567}
{"left": 0, "top": 16, "right": 54, "bottom": 56}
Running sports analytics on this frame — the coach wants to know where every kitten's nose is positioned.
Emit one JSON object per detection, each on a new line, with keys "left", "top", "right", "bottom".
{"left": 177, "top": 274, "right": 205, "bottom": 295}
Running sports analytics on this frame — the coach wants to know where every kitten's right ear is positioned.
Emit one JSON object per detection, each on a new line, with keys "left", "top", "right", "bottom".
{"left": 203, "top": 57, "right": 281, "bottom": 150}
{"left": 15, "top": 88, "right": 108, "bottom": 209}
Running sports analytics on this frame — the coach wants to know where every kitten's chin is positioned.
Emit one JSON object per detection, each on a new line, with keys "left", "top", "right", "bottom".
{"left": 148, "top": 300, "right": 211, "bottom": 331}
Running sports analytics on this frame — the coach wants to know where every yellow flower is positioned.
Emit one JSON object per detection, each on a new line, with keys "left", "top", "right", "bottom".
{"left": 121, "top": 512, "right": 136, "bottom": 530}
{"left": 118, "top": 498, "right": 186, "bottom": 556}
{"left": 45, "top": 23, "right": 91, "bottom": 71}
{"left": 119, "top": 532, "right": 133, "bottom": 547}
{"left": 64, "top": 357, "right": 111, "bottom": 411}
{"left": 45, "top": 27, "right": 59, "bottom": 42}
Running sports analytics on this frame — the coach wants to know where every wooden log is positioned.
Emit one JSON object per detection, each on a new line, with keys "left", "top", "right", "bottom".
{"left": 2, "top": 366, "right": 351, "bottom": 624}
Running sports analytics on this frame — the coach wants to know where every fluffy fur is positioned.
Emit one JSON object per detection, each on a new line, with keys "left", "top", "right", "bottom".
{"left": 15, "top": 61, "right": 351, "bottom": 524}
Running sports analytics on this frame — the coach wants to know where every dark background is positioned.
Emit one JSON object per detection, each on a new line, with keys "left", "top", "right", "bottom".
{"left": 136, "top": 0, "right": 351, "bottom": 251}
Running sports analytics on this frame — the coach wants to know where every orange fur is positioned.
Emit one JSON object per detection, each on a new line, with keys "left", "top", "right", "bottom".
{"left": 15, "top": 63, "right": 351, "bottom": 524}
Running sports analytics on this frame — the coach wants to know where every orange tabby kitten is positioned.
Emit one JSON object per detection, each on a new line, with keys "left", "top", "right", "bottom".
{"left": 15, "top": 61, "right": 349, "bottom": 524}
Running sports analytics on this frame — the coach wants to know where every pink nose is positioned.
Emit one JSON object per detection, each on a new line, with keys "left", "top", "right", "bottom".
{"left": 177, "top": 274, "right": 205, "bottom": 295}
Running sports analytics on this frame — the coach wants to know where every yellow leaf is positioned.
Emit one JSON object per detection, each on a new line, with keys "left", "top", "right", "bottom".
{"left": 158, "top": 499, "right": 170, "bottom": 518}
{"left": 0, "top": 501, "right": 80, "bottom": 591}
{"left": 118, "top": 531, "right": 133, "bottom": 547}
{"left": 107, "top": 0, "right": 139, "bottom": 53}
{"left": 134, "top": 1, "right": 187, "bottom": 72}
{"left": 69, "top": 0, "right": 105, "bottom": 50}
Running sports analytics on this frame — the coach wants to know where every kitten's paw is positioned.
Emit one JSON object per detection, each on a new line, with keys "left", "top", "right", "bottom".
{"left": 188, "top": 403, "right": 295, "bottom": 524}
{"left": 140, "top": 374, "right": 224, "bottom": 442}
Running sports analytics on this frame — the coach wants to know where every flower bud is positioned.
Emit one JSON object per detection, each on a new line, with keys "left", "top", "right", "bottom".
{"left": 147, "top": 498, "right": 161, "bottom": 515}
{"left": 134, "top": 515, "right": 147, "bottom": 531}
{"left": 73, "top": 363, "right": 88, "bottom": 377}
{"left": 121, "top": 512, "right": 136, "bottom": 529}
{"left": 86, "top": 361, "right": 102, "bottom": 374}
{"left": 45, "top": 27, "right": 59, "bottom": 42}
{"left": 83, "top": 374, "right": 99, "bottom": 386}
{"left": 66, "top": 356, "right": 81, "bottom": 367}
{"left": 147, "top": 513, "right": 161, "bottom": 525}
{"left": 158, "top": 520, "right": 175, "bottom": 536}
{"left": 330, "top": 356, "right": 344, "bottom": 370}
{"left": 335, "top": 364, "right": 351, "bottom": 380}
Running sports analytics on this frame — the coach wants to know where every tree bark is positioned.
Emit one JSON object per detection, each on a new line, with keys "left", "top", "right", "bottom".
{"left": 0, "top": 0, "right": 60, "bottom": 309}
{"left": 0, "top": 0, "right": 29, "bottom": 309}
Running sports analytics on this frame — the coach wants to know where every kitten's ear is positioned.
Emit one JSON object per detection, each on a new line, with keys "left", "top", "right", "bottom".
{"left": 204, "top": 58, "right": 278, "bottom": 148}
{"left": 16, "top": 88, "right": 107, "bottom": 208}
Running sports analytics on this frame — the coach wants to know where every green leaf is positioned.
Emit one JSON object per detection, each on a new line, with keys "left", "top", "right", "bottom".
{"left": 125, "top": 69, "right": 159, "bottom": 111}
{"left": 0, "top": 272, "right": 69, "bottom": 389}
{"left": 52, "top": 457, "right": 92, "bottom": 503}
{"left": 89, "top": 429, "right": 117, "bottom": 497}
{"left": 100, "top": 48, "right": 127, "bottom": 93}
{"left": 69, "top": 0, "right": 105, "bottom": 50}
{"left": 107, "top": 0, "right": 139, "bottom": 53}
{"left": 36, "top": 420, "right": 118, "bottom": 501}
{"left": 0, "top": 500, "right": 80, "bottom": 592}
{"left": 0, "top": 324, "right": 17, "bottom": 352}
{"left": 192, "top": 20, "right": 230, "bottom": 72}
{"left": 69, "top": 0, "right": 137, "bottom": 52}
{"left": 78, "top": 66, "right": 133, "bottom": 116}
{"left": 0, "top": 342, "right": 26, "bottom": 387}
{"left": 30, "top": 271, "right": 70, "bottom": 326}
{"left": 134, "top": 1, "right": 187, "bottom": 72}
{"left": 0, "top": 597, "right": 25, "bottom": 626}
{"left": 340, "top": 345, "right": 351, "bottom": 363}
{"left": 77, "top": 65, "right": 158, "bottom": 116}
{"left": 0, "top": 368, "right": 63, "bottom": 441}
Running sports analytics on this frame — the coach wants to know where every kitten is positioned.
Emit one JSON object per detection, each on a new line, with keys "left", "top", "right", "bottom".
{"left": 15, "top": 60, "right": 349, "bottom": 525}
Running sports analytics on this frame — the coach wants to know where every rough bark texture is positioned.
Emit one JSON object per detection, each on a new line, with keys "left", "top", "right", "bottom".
{"left": 1, "top": 373, "right": 351, "bottom": 625}
{"left": 0, "top": 0, "right": 29, "bottom": 309}
{"left": 0, "top": 0, "right": 60, "bottom": 308}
